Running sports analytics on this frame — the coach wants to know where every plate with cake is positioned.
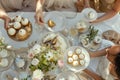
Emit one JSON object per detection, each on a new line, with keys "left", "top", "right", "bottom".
{"left": 82, "top": 8, "right": 97, "bottom": 21}
{"left": 7, "top": 16, "right": 32, "bottom": 41}
{"left": 44, "top": 11, "right": 66, "bottom": 32}
{"left": 64, "top": 46, "right": 90, "bottom": 72}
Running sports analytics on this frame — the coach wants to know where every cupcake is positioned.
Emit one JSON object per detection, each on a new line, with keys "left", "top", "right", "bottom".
{"left": 79, "top": 53, "right": 85, "bottom": 60}
{"left": 0, "top": 58, "right": 8, "bottom": 67}
{"left": 72, "top": 61, "right": 79, "bottom": 66}
{"left": 79, "top": 60, "right": 85, "bottom": 66}
{"left": 7, "top": 28, "right": 16, "bottom": 36}
{"left": 68, "top": 57, "right": 73, "bottom": 64}
{"left": 93, "top": 36, "right": 102, "bottom": 44}
{"left": 76, "top": 21, "right": 87, "bottom": 33}
{"left": 87, "top": 11, "right": 95, "bottom": 19}
{"left": 72, "top": 54, "right": 78, "bottom": 60}
{"left": 16, "top": 29, "right": 28, "bottom": 40}
{"left": 14, "top": 16, "right": 22, "bottom": 22}
{"left": 13, "top": 22, "right": 21, "bottom": 29}
{"left": 75, "top": 48, "right": 81, "bottom": 54}
{"left": 15, "top": 57, "right": 25, "bottom": 68}
{"left": 21, "top": 18, "right": 29, "bottom": 26}
{"left": 67, "top": 51, "right": 73, "bottom": 57}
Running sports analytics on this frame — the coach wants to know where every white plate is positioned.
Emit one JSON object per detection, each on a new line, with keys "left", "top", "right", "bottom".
{"left": 0, "top": 51, "right": 15, "bottom": 72}
{"left": 42, "top": 32, "right": 70, "bottom": 52}
{"left": 0, "top": 69, "right": 19, "bottom": 80}
{"left": 64, "top": 46, "right": 90, "bottom": 72}
{"left": 55, "top": 70, "right": 80, "bottom": 80}
{"left": 44, "top": 11, "right": 66, "bottom": 32}
{"left": 82, "top": 8, "right": 97, "bottom": 21}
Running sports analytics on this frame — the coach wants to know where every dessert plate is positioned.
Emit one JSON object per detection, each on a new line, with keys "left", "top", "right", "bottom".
{"left": 44, "top": 11, "right": 66, "bottom": 32}
{"left": 64, "top": 46, "right": 90, "bottom": 72}
{"left": 82, "top": 8, "right": 97, "bottom": 22}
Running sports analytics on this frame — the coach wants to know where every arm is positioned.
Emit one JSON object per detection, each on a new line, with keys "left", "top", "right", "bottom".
{"left": 84, "top": 69, "right": 104, "bottom": 80}
{"left": 91, "top": 0, "right": 120, "bottom": 23}
{"left": 0, "top": 5, "right": 10, "bottom": 29}
{"left": 35, "top": 0, "right": 45, "bottom": 25}
{"left": 89, "top": 48, "right": 107, "bottom": 58}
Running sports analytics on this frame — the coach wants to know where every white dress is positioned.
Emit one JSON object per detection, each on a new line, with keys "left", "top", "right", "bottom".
{"left": 88, "top": 39, "right": 115, "bottom": 80}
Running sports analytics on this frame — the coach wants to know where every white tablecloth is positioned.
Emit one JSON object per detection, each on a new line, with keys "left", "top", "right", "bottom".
{"left": 0, "top": 11, "right": 120, "bottom": 79}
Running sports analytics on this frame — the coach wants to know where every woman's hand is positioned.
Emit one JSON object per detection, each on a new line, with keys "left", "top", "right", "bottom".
{"left": 35, "top": 9, "right": 44, "bottom": 26}
{"left": 3, "top": 15, "right": 11, "bottom": 29}
{"left": 0, "top": 11, "right": 11, "bottom": 29}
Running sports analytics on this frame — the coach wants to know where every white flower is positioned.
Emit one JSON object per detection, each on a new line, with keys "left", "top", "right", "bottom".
{"left": 32, "top": 44, "right": 41, "bottom": 54}
{"left": 45, "top": 52, "right": 54, "bottom": 61}
{"left": 31, "top": 58, "right": 39, "bottom": 66}
{"left": 32, "top": 69, "right": 44, "bottom": 80}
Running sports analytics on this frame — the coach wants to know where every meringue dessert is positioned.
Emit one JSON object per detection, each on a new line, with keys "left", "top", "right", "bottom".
{"left": 68, "top": 57, "right": 73, "bottom": 64}
{"left": 7, "top": 28, "right": 16, "bottom": 36}
{"left": 13, "top": 22, "right": 21, "bottom": 29}
{"left": 72, "top": 54, "right": 78, "bottom": 60}
{"left": 76, "top": 21, "right": 87, "bottom": 33}
{"left": 88, "top": 11, "right": 95, "bottom": 19}
{"left": 72, "top": 61, "right": 79, "bottom": 66}
{"left": 75, "top": 48, "right": 81, "bottom": 54}
{"left": 79, "top": 60, "right": 85, "bottom": 66}
{"left": 15, "top": 57, "right": 25, "bottom": 68}
{"left": 0, "top": 58, "right": 8, "bottom": 67}
{"left": 67, "top": 51, "right": 73, "bottom": 57}
{"left": 79, "top": 53, "right": 85, "bottom": 60}
{"left": 21, "top": 18, "right": 29, "bottom": 26}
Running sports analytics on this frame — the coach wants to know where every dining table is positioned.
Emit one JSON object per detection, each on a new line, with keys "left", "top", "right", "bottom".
{"left": 0, "top": 11, "right": 120, "bottom": 80}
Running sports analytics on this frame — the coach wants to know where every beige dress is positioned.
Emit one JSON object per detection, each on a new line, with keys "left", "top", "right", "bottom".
{"left": 0, "top": 0, "right": 78, "bottom": 12}
{"left": 0, "top": 0, "right": 36, "bottom": 12}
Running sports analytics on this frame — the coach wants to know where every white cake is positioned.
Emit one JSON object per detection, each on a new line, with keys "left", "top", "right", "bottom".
{"left": 79, "top": 53, "right": 85, "bottom": 60}
{"left": 72, "top": 61, "right": 79, "bottom": 66}
{"left": 15, "top": 16, "right": 22, "bottom": 22}
{"left": 75, "top": 48, "right": 81, "bottom": 54}
{"left": 94, "top": 36, "right": 102, "bottom": 44}
{"left": 15, "top": 57, "right": 25, "bottom": 68}
{"left": 88, "top": 11, "right": 95, "bottom": 19}
{"left": 18, "top": 29, "right": 27, "bottom": 36}
{"left": 8, "top": 28, "right": 16, "bottom": 36}
{"left": 0, "top": 49, "right": 8, "bottom": 58}
{"left": 72, "top": 54, "right": 78, "bottom": 60}
{"left": 79, "top": 60, "right": 85, "bottom": 66}
{"left": 14, "top": 22, "right": 21, "bottom": 29}
{"left": 21, "top": 18, "right": 29, "bottom": 26}
{"left": 67, "top": 51, "right": 73, "bottom": 57}
{"left": 68, "top": 57, "right": 73, "bottom": 64}
{"left": 0, "top": 58, "right": 8, "bottom": 67}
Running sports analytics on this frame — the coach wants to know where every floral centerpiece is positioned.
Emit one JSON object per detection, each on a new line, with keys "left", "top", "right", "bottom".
{"left": 28, "top": 43, "right": 63, "bottom": 80}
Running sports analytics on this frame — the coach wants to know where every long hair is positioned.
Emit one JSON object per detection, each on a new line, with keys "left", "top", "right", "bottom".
{"left": 114, "top": 52, "right": 120, "bottom": 79}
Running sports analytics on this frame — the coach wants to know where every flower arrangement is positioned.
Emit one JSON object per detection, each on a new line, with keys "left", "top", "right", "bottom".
{"left": 0, "top": 37, "right": 7, "bottom": 50}
{"left": 28, "top": 43, "right": 63, "bottom": 80}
